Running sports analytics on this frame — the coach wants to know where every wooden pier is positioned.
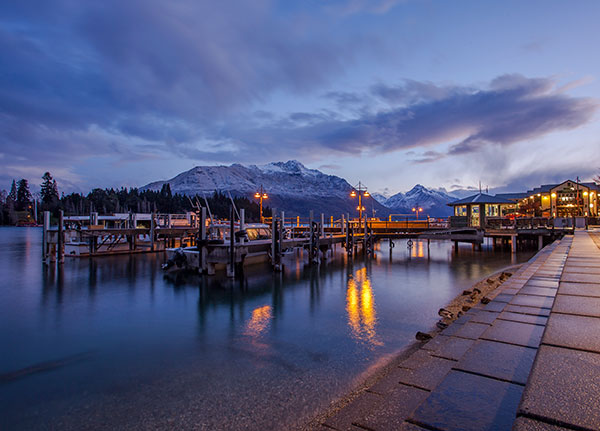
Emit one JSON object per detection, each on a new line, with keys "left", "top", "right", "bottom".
{"left": 42, "top": 208, "right": 573, "bottom": 277}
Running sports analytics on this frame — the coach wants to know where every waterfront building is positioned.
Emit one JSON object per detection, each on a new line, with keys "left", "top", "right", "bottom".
{"left": 448, "top": 193, "right": 516, "bottom": 227}
{"left": 518, "top": 180, "right": 599, "bottom": 218}
{"left": 448, "top": 179, "right": 600, "bottom": 226}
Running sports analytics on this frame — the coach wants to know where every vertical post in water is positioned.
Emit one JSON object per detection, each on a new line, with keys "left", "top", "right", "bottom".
{"left": 228, "top": 206, "right": 235, "bottom": 278}
{"left": 345, "top": 213, "right": 350, "bottom": 256}
{"left": 271, "top": 214, "right": 277, "bottom": 269}
{"left": 42, "top": 211, "right": 50, "bottom": 264}
{"left": 363, "top": 214, "right": 368, "bottom": 251}
{"left": 200, "top": 207, "right": 207, "bottom": 274}
{"left": 150, "top": 211, "right": 156, "bottom": 251}
{"left": 58, "top": 209, "right": 64, "bottom": 264}
{"left": 309, "top": 210, "right": 314, "bottom": 262}
{"left": 321, "top": 213, "right": 325, "bottom": 238}
{"left": 240, "top": 208, "right": 245, "bottom": 231}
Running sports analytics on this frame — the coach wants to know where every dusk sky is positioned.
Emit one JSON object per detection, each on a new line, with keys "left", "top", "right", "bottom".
{"left": 1, "top": 0, "right": 599, "bottom": 196}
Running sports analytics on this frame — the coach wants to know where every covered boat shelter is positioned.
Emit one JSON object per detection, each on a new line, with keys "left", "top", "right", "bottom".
{"left": 448, "top": 193, "right": 516, "bottom": 228}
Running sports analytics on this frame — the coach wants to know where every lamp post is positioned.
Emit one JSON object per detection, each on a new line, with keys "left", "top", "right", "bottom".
{"left": 254, "top": 185, "right": 268, "bottom": 223}
{"left": 350, "top": 182, "right": 370, "bottom": 228}
{"left": 412, "top": 206, "right": 423, "bottom": 220}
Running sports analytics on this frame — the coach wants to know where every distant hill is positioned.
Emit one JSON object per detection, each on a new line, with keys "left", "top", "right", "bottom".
{"left": 141, "top": 160, "right": 465, "bottom": 218}
{"left": 380, "top": 184, "right": 456, "bottom": 217}
{"left": 141, "top": 160, "right": 390, "bottom": 217}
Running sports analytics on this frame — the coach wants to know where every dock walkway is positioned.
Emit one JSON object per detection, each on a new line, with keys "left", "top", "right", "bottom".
{"left": 317, "top": 230, "right": 600, "bottom": 431}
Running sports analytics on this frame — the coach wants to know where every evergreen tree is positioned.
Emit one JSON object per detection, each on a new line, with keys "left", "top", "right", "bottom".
{"left": 41, "top": 172, "right": 60, "bottom": 205}
{"left": 8, "top": 180, "right": 17, "bottom": 202}
{"left": 16, "top": 179, "right": 32, "bottom": 211}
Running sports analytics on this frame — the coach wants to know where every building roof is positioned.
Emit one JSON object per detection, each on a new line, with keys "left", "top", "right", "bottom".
{"left": 496, "top": 192, "right": 528, "bottom": 201}
{"left": 447, "top": 193, "right": 514, "bottom": 206}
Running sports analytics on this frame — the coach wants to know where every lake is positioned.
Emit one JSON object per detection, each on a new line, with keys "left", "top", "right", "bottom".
{"left": 0, "top": 227, "right": 532, "bottom": 430}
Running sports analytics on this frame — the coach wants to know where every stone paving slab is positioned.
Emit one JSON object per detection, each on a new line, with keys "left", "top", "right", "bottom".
{"left": 469, "top": 310, "right": 500, "bottom": 325}
{"left": 399, "top": 349, "right": 436, "bottom": 370}
{"left": 542, "top": 312, "right": 600, "bottom": 353}
{"left": 358, "top": 384, "right": 429, "bottom": 431}
{"left": 561, "top": 272, "right": 600, "bottom": 283}
{"left": 422, "top": 334, "right": 451, "bottom": 352}
{"left": 479, "top": 300, "right": 507, "bottom": 313}
{"left": 453, "top": 339, "right": 536, "bottom": 385}
{"left": 518, "top": 286, "right": 557, "bottom": 297}
{"left": 510, "top": 294, "right": 554, "bottom": 309}
{"left": 323, "top": 390, "right": 383, "bottom": 431}
{"left": 428, "top": 336, "right": 476, "bottom": 361}
{"left": 481, "top": 319, "right": 544, "bottom": 348}
{"left": 497, "top": 311, "right": 548, "bottom": 326}
{"left": 410, "top": 370, "right": 524, "bottom": 431}
{"left": 557, "top": 281, "right": 600, "bottom": 297}
{"left": 553, "top": 294, "right": 600, "bottom": 318}
{"left": 563, "top": 266, "right": 600, "bottom": 274}
{"left": 396, "top": 356, "right": 455, "bottom": 391}
{"left": 523, "top": 279, "right": 559, "bottom": 288}
{"left": 451, "top": 321, "right": 490, "bottom": 340}
{"left": 512, "top": 417, "right": 570, "bottom": 431}
{"left": 368, "top": 367, "right": 416, "bottom": 396}
{"left": 517, "top": 345, "right": 600, "bottom": 431}
{"left": 504, "top": 304, "right": 551, "bottom": 317}
{"left": 398, "top": 423, "right": 429, "bottom": 430}
{"left": 492, "top": 293, "right": 515, "bottom": 303}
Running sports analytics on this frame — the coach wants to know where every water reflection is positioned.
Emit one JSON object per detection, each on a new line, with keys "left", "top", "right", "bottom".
{"left": 244, "top": 305, "right": 272, "bottom": 337}
{"left": 346, "top": 267, "right": 381, "bottom": 347}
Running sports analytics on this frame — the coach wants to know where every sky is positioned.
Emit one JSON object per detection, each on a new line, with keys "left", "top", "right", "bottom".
{"left": 1, "top": 0, "right": 599, "bottom": 196}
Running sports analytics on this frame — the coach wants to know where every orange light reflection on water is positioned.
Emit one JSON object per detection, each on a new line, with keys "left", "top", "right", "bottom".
{"left": 245, "top": 305, "right": 272, "bottom": 337}
{"left": 346, "top": 268, "right": 382, "bottom": 347}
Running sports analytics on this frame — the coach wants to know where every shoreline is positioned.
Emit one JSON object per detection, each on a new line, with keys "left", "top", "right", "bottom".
{"left": 300, "top": 262, "right": 523, "bottom": 431}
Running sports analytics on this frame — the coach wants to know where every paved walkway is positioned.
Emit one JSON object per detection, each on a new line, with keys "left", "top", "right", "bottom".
{"left": 317, "top": 231, "right": 600, "bottom": 431}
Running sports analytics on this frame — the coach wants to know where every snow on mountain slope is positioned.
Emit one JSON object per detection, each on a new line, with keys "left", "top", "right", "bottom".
{"left": 383, "top": 184, "right": 455, "bottom": 216}
{"left": 142, "top": 160, "right": 352, "bottom": 198}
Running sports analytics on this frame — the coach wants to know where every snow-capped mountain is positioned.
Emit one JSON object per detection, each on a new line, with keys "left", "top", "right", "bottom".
{"left": 141, "top": 160, "right": 389, "bottom": 216}
{"left": 382, "top": 184, "right": 456, "bottom": 217}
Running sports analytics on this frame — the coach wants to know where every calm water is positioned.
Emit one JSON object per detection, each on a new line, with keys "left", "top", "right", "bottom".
{"left": 0, "top": 227, "right": 532, "bottom": 430}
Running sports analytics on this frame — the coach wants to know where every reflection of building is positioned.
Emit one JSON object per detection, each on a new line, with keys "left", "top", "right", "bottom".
{"left": 448, "top": 179, "right": 599, "bottom": 227}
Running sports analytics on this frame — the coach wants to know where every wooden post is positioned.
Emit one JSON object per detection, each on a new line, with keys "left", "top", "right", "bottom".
{"left": 58, "top": 210, "right": 64, "bottom": 264}
{"left": 150, "top": 211, "right": 156, "bottom": 251}
{"left": 511, "top": 234, "right": 517, "bottom": 254}
{"left": 271, "top": 214, "right": 277, "bottom": 268}
{"left": 42, "top": 211, "right": 50, "bottom": 264}
{"left": 538, "top": 235, "right": 544, "bottom": 250}
{"left": 200, "top": 207, "right": 207, "bottom": 274}
{"left": 321, "top": 213, "right": 325, "bottom": 238}
{"left": 228, "top": 206, "right": 235, "bottom": 278}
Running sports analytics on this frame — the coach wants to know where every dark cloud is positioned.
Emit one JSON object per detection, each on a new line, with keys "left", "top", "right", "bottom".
{"left": 221, "top": 74, "right": 596, "bottom": 159}
{"left": 0, "top": 0, "right": 353, "bottom": 176}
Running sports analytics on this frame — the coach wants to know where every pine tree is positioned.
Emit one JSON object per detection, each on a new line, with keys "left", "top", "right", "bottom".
{"left": 16, "top": 179, "right": 32, "bottom": 210}
{"left": 8, "top": 180, "right": 17, "bottom": 202}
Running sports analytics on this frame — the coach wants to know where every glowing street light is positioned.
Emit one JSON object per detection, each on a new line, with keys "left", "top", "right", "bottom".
{"left": 254, "top": 185, "right": 268, "bottom": 223}
{"left": 412, "top": 206, "right": 424, "bottom": 220}
{"left": 350, "top": 181, "right": 370, "bottom": 227}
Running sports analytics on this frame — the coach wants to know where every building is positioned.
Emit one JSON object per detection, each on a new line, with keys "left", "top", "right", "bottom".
{"left": 448, "top": 179, "right": 600, "bottom": 227}
{"left": 448, "top": 193, "right": 516, "bottom": 228}
{"left": 518, "top": 180, "right": 599, "bottom": 218}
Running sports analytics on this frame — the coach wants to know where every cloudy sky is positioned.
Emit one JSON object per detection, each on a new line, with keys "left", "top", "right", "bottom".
{"left": 1, "top": 0, "right": 599, "bottom": 195}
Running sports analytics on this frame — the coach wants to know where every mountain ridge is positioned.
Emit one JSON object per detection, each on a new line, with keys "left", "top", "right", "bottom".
{"left": 141, "top": 161, "right": 458, "bottom": 217}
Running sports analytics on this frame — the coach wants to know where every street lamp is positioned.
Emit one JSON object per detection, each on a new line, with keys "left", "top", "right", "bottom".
{"left": 254, "top": 185, "right": 268, "bottom": 223}
{"left": 412, "top": 206, "right": 424, "bottom": 220}
{"left": 350, "top": 181, "right": 370, "bottom": 227}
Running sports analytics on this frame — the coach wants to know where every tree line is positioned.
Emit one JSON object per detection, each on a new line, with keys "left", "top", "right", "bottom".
{"left": 0, "top": 172, "right": 271, "bottom": 225}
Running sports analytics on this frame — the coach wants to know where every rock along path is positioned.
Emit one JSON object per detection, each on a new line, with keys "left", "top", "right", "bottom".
{"left": 316, "top": 230, "right": 600, "bottom": 431}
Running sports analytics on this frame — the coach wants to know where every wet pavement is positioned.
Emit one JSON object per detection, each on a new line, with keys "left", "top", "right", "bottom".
{"left": 315, "top": 231, "right": 600, "bottom": 431}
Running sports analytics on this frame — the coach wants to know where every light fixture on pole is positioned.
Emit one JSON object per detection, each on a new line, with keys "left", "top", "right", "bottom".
{"left": 412, "top": 206, "right": 424, "bottom": 220}
{"left": 350, "top": 181, "right": 370, "bottom": 227}
{"left": 254, "top": 185, "right": 268, "bottom": 223}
